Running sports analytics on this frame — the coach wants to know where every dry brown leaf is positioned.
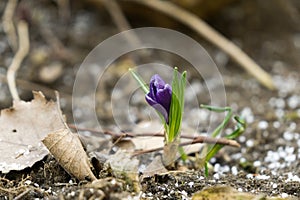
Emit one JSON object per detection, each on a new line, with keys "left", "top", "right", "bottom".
{"left": 42, "top": 128, "right": 97, "bottom": 181}
{"left": 0, "top": 91, "right": 65, "bottom": 173}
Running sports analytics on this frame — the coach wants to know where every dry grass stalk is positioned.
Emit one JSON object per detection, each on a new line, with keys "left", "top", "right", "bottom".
{"left": 127, "top": 0, "right": 276, "bottom": 90}
{"left": 2, "top": 0, "right": 18, "bottom": 51}
{"left": 7, "top": 20, "right": 30, "bottom": 101}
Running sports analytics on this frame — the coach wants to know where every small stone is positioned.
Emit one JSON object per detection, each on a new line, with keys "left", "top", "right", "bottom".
{"left": 281, "top": 193, "right": 289, "bottom": 198}
{"left": 256, "top": 174, "right": 270, "bottom": 180}
{"left": 246, "top": 174, "right": 253, "bottom": 179}
{"left": 213, "top": 173, "right": 220, "bottom": 179}
{"left": 188, "top": 182, "right": 194, "bottom": 188}
{"left": 39, "top": 62, "right": 63, "bottom": 83}
{"left": 253, "top": 161, "right": 261, "bottom": 167}
{"left": 273, "top": 121, "right": 281, "bottom": 128}
{"left": 246, "top": 139, "right": 254, "bottom": 147}
{"left": 258, "top": 121, "right": 268, "bottom": 130}
{"left": 231, "top": 166, "right": 238, "bottom": 175}
{"left": 239, "top": 136, "right": 246, "bottom": 143}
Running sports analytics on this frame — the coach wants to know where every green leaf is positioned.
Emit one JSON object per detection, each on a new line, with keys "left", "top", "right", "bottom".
{"left": 168, "top": 67, "right": 186, "bottom": 143}
{"left": 129, "top": 68, "right": 149, "bottom": 94}
{"left": 200, "top": 105, "right": 232, "bottom": 137}
{"left": 205, "top": 114, "right": 246, "bottom": 162}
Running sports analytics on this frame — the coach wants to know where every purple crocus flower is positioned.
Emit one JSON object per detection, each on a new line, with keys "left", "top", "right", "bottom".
{"left": 145, "top": 74, "right": 172, "bottom": 124}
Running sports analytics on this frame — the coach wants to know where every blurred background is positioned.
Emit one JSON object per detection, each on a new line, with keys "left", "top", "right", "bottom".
{"left": 0, "top": 0, "right": 300, "bottom": 127}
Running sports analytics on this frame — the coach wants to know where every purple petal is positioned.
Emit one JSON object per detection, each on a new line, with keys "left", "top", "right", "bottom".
{"left": 145, "top": 94, "right": 157, "bottom": 107}
{"left": 156, "top": 84, "right": 172, "bottom": 113}
{"left": 146, "top": 74, "right": 172, "bottom": 124}
{"left": 151, "top": 74, "right": 166, "bottom": 89}
{"left": 151, "top": 103, "right": 169, "bottom": 124}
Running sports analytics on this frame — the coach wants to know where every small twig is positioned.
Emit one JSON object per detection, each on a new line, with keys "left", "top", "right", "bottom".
{"left": 132, "top": 137, "right": 239, "bottom": 157}
{"left": 101, "top": 0, "right": 142, "bottom": 49}
{"left": 38, "top": 24, "right": 73, "bottom": 61}
{"left": 126, "top": 0, "right": 276, "bottom": 90}
{"left": 7, "top": 20, "right": 30, "bottom": 101}
{"left": 2, "top": 0, "right": 18, "bottom": 51}
{"left": 68, "top": 124, "right": 240, "bottom": 148}
{"left": 57, "top": 0, "right": 71, "bottom": 23}
{"left": 102, "top": 0, "right": 130, "bottom": 32}
{"left": 13, "top": 188, "right": 31, "bottom": 200}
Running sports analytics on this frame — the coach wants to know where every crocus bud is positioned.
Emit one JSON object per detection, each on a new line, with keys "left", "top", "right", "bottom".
{"left": 145, "top": 74, "right": 172, "bottom": 124}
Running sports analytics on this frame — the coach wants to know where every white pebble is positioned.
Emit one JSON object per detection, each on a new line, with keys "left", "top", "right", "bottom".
{"left": 239, "top": 136, "right": 246, "bottom": 143}
{"left": 285, "top": 146, "right": 295, "bottom": 154}
{"left": 258, "top": 121, "right": 268, "bottom": 130}
{"left": 240, "top": 157, "right": 246, "bottom": 163}
{"left": 285, "top": 154, "right": 296, "bottom": 162}
{"left": 188, "top": 182, "right": 194, "bottom": 188}
{"left": 268, "top": 162, "right": 280, "bottom": 169}
{"left": 231, "top": 166, "right": 238, "bottom": 176}
{"left": 24, "top": 180, "right": 32, "bottom": 185}
{"left": 283, "top": 131, "right": 294, "bottom": 141}
{"left": 286, "top": 173, "right": 300, "bottom": 182}
{"left": 246, "top": 174, "right": 253, "bottom": 179}
{"left": 213, "top": 173, "right": 220, "bottom": 179}
{"left": 246, "top": 139, "right": 254, "bottom": 147}
{"left": 273, "top": 121, "right": 281, "bottom": 128}
{"left": 287, "top": 95, "right": 299, "bottom": 109}
{"left": 256, "top": 174, "right": 270, "bottom": 180}
{"left": 281, "top": 193, "right": 289, "bottom": 198}
{"left": 253, "top": 161, "right": 261, "bottom": 167}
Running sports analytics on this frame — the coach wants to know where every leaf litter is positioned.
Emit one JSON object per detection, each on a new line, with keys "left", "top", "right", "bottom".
{"left": 0, "top": 91, "right": 65, "bottom": 173}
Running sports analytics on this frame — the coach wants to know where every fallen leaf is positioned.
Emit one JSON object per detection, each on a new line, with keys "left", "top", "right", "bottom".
{"left": 141, "top": 155, "right": 167, "bottom": 178}
{"left": 0, "top": 91, "right": 65, "bottom": 173}
{"left": 107, "top": 150, "right": 140, "bottom": 192}
{"left": 42, "top": 128, "right": 97, "bottom": 181}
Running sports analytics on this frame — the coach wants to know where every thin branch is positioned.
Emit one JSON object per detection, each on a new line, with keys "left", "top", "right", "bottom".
{"left": 126, "top": 0, "right": 276, "bottom": 90}
{"left": 38, "top": 24, "right": 73, "bottom": 61}
{"left": 132, "top": 137, "right": 239, "bottom": 157}
{"left": 7, "top": 20, "right": 30, "bottom": 101}
{"left": 13, "top": 189, "right": 31, "bottom": 200}
{"left": 68, "top": 124, "right": 240, "bottom": 148}
{"left": 2, "top": 0, "right": 18, "bottom": 51}
{"left": 57, "top": 0, "right": 71, "bottom": 23}
{"left": 101, "top": 0, "right": 142, "bottom": 48}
